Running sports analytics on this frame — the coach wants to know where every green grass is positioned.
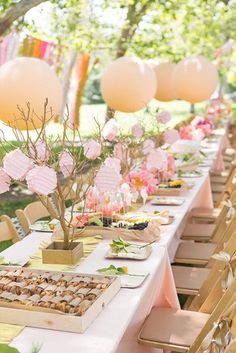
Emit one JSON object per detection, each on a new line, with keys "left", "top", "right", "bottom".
{"left": 0, "top": 197, "right": 35, "bottom": 218}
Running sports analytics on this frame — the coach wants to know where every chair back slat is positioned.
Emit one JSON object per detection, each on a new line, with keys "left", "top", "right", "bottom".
{"left": 0, "top": 215, "right": 20, "bottom": 244}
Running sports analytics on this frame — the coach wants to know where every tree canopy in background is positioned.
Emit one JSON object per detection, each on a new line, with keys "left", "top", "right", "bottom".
{"left": 1, "top": 0, "right": 236, "bottom": 100}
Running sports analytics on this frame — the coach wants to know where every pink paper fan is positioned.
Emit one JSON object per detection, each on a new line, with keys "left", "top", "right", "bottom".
{"left": 0, "top": 168, "right": 11, "bottom": 194}
{"left": 59, "top": 151, "right": 74, "bottom": 177}
{"left": 131, "top": 123, "right": 144, "bottom": 138}
{"left": 95, "top": 165, "right": 122, "bottom": 193}
{"left": 143, "top": 139, "right": 155, "bottom": 155}
{"left": 3, "top": 149, "right": 33, "bottom": 180}
{"left": 164, "top": 129, "right": 180, "bottom": 145}
{"left": 26, "top": 165, "right": 57, "bottom": 195}
{"left": 146, "top": 149, "right": 168, "bottom": 172}
{"left": 29, "top": 141, "right": 49, "bottom": 162}
{"left": 104, "top": 157, "right": 121, "bottom": 172}
{"left": 157, "top": 111, "right": 171, "bottom": 124}
{"left": 84, "top": 140, "right": 101, "bottom": 160}
{"left": 102, "top": 118, "right": 119, "bottom": 142}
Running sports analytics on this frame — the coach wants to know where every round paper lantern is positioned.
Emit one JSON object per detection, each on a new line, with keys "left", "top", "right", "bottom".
{"left": 153, "top": 62, "right": 177, "bottom": 101}
{"left": 100, "top": 56, "right": 157, "bottom": 112}
{"left": 0, "top": 57, "right": 63, "bottom": 130}
{"left": 173, "top": 55, "right": 219, "bottom": 103}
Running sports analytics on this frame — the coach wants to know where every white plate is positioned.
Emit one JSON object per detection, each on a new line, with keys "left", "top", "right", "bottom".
{"left": 150, "top": 197, "right": 185, "bottom": 206}
{"left": 120, "top": 273, "right": 149, "bottom": 288}
{"left": 30, "top": 220, "right": 58, "bottom": 232}
{"left": 105, "top": 245, "right": 152, "bottom": 260}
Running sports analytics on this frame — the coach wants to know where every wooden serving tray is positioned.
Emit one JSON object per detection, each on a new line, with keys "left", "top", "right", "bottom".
{"left": 0, "top": 267, "right": 120, "bottom": 333}
{"left": 155, "top": 184, "right": 187, "bottom": 196}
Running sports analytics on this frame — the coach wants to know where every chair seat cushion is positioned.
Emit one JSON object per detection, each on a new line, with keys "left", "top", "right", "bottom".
{"left": 139, "top": 307, "right": 209, "bottom": 348}
{"left": 172, "top": 265, "right": 210, "bottom": 291}
{"left": 181, "top": 223, "right": 215, "bottom": 239}
{"left": 175, "top": 242, "right": 216, "bottom": 262}
{"left": 190, "top": 207, "right": 221, "bottom": 220}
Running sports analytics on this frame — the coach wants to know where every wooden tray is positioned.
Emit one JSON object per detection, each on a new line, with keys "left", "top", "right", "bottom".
{"left": 154, "top": 184, "right": 187, "bottom": 196}
{"left": 0, "top": 267, "right": 120, "bottom": 333}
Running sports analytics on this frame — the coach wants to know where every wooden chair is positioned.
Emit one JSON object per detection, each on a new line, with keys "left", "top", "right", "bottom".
{"left": 174, "top": 214, "right": 236, "bottom": 266}
{"left": 189, "top": 164, "right": 236, "bottom": 223}
{"left": 16, "top": 200, "right": 50, "bottom": 235}
{"left": 138, "top": 277, "right": 236, "bottom": 353}
{"left": 180, "top": 190, "right": 236, "bottom": 242}
{"left": 172, "top": 230, "right": 236, "bottom": 302}
{"left": 224, "top": 340, "right": 236, "bottom": 353}
{"left": 0, "top": 215, "right": 21, "bottom": 245}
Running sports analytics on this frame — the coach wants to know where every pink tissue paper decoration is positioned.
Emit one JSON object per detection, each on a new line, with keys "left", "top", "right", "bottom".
{"left": 95, "top": 165, "right": 122, "bottom": 193}
{"left": 3, "top": 149, "right": 33, "bottom": 180}
{"left": 59, "top": 151, "right": 74, "bottom": 177}
{"left": 102, "top": 118, "right": 119, "bottom": 141}
{"left": 146, "top": 149, "right": 168, "bottom": 172}
{"left": 143, "top": 139, "right": 155, "bottom": 155}
{"left": 0, "top": 168, "right": 11, "bottom": 194}
{"left": 29, "top": 141, "right": 49, "bottom": 162}
{"left": 104, "top": 157, "right": 121, "bottom": 172}
{"left": 126, "top": 169, "right": 157, "bottom": 195}
{"left": 113, "top": 142, "right": 130, "bottom": 162}
{"left": 164, "top": 129, "right": 180, "bottom": 145}
{"left": 131, "top": 123, "right": 144, "bottom": 138}
{"left": 157, "top": 110, "right": 171, "bottom": 124}
{"left": 84, "top": 139, "right": 101, "bottom": 160}
{"left": 26, "top": 165, "right": 57, "bottom": 195}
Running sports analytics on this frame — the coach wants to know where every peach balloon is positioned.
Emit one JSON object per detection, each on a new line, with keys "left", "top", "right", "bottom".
{"left": 100, "top": 56, "right": 157, "bottom": 112}
{"left": 0, "top": 57, "right": 63, "bottom": 130}
{"left": 153, "top": 62, "right": 177, "bottom": 101}
{"left": 173, "top": 55, "right": 219, "bottom": 103}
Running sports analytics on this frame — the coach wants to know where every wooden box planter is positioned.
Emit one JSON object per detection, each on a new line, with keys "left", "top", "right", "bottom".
{"left": 42, "top": 241, "right": 84, "bottom": 265}
{"left": 0, "top": 267, "right": 120, "bottom": 333}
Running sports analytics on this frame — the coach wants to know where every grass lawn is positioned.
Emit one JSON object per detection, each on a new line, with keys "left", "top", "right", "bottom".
{"left": 0, "top": 100, "right": 207, "bottom": 140}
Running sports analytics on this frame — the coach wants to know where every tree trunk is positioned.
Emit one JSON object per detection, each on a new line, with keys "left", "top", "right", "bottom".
{"left": 0, "top": 0, "right": 48, "bottom": 36}
{"left": 105, "top": 0, "right": 154, "bottom": 121}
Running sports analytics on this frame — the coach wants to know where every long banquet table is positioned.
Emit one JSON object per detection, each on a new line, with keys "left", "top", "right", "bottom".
{"left": 0, "top": 129, "right": 227, "bottom": 353}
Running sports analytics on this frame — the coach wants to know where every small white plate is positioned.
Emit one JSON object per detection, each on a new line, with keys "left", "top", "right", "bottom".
{"left": 30, "top": 220, "right": 58, "bottom": 232}
{"left": 105, "top": 245, "right": 152, "bottom": 261}
{"left": 120, "top": 273, "right": 149, "bottom": 288}
{"left": 150, "top": 197, "right": 185, "bottom": 206}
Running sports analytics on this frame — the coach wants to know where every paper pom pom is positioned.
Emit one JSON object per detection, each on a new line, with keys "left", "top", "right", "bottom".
{"left": 164, "top": 129, "right": 180, "bottom": 145}
{"left": 102, "top": 118, "right": 119, "bottom": 141}
{"left": 146, "top": 149, "right": 168, "bottom": 172}
{"left": 131, "top": 123, "right": 144, "bottom": 138}
{"left": 26, "top": 166, "right": 57, "bottom": 195}
{"left": 84, "top": 140, "right": 101, "bottom": 160}
{"left": 59, "top": 151, "right": 74, "bottom": 177}
{"left": 29, "top": 141, "right": 49, "bottom": 162}
{"left": 0, "top": 168, "right": 11, "bottom": 194}
{"left": 3, "top": 149, "right": 33, "bottom": 180}
{"left": 157, "top": 111, "right": 171, "bottom": 124}
{"left": 104, "top": 157, "right": 121, "bottom": 172}
{"left": 95, "top": 165, "right": 122, "bottom": 193}
{"left": 143, "top": 139, "right": 155, "bottom": 155}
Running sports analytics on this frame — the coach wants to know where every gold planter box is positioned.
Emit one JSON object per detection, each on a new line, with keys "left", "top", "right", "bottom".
{"left": 42, "top": 241, "right": 83, "bottom": 265}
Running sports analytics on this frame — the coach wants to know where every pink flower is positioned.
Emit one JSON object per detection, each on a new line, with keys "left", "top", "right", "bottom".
{"left": 0, "top": 168, "right": 11, "bottom": 194}
{"left": 26, "top": 166, "right": 57, "bottom": 195}
{"left": 113, "top": 142, "right": 130, "bottom": 161}
{"left": 131, "top": 123, "right": 144, "bottom": 138}
{"left": 85, "top": 186, "right": 123, "bottom": 216}
{"left": 29, "top": 141, "right": 49, "bottom": 162}
{"left": 104, "top": 157, "right": 121, "bottom": 172}
{"left": 157, "top": 155, "right": 175, "bottom": 181}
{"left": 164, "top": 129, "right": 180, "bottom": 145}
{"left": 157, "top": 111, "right": 171, "bottom": 124}
{"left": 84, "top": 140, "right": 101, "bottom": 160}
{"left": 146, "top": 149, "right": 168, "bottom": 172}
{"left": 3, "top": 149, "right": 33, "bottom": 180}
{"left": 143, "top": 139, "right": 155, "bottom": 155}
{"left": 126, "top": 169, "right": 157, "bottom": 195}
{"left": 59, "top": 151, "right": 74, "bottom": 177}
{"left": 102, "top": 118, "right": 119, "bottom": 141}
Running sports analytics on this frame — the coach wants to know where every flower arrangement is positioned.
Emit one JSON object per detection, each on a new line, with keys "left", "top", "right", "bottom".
{"left": 0, "top": 101, "right": 102, "bottom": 254}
